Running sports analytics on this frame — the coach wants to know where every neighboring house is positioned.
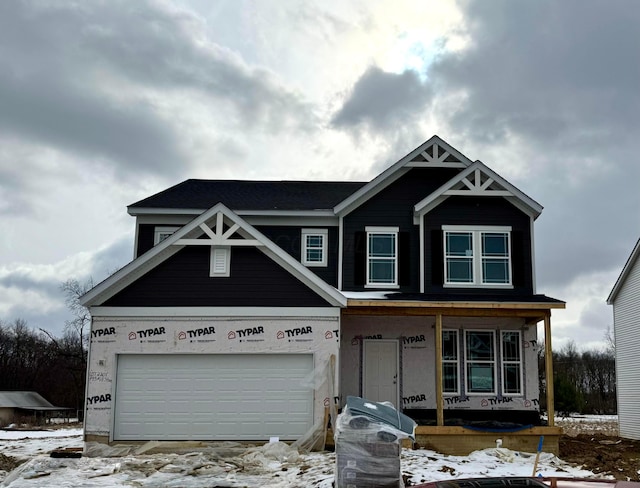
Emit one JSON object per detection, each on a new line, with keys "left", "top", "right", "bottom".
{"left": 80, "top": 136, "right": 564, "bottom": 452}
{"left": 607, "top": 238, "right": 640, "bottom": 441}
{"left": 0, "top": 391, "right": 68, "bottom": 426}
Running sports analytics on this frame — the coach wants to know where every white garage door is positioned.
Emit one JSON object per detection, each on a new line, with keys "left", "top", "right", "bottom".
{"left": 114, "top": 354, "right": 314, "bottom": 441}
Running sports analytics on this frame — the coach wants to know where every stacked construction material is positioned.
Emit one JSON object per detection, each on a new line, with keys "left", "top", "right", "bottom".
{"left": 335, "top": 396, "right": 416, "bottom": 488}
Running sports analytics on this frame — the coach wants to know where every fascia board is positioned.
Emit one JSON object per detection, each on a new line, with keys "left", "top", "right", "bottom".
{"left": 607, "top": 238, "right": 640, "bottom": 304}
{"left": 475, "top": 161, "right": 543, "bottom": 217}
{"left": 128, "top": 207, "right": 203, "bottom": 216}
{"left": 414, "top": 161, "right": 543, "bottom": 219}
{"left": 128, "top": 207, "right": 337, "bottom": 217}
{"left": 89, "top": 306, "right": 341, "bottom": 318}
{"left": 334, "top": 135, "right": 472, "bottom": 216}
{"left": 82, "top": 202, "right": 346, "bottom": 308}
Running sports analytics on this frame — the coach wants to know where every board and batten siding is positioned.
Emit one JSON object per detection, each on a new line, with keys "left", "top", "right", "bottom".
{"left": 612, "top": 253, "right": 640, "bottom": 441}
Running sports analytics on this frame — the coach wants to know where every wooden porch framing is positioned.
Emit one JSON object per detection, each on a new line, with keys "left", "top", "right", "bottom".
{"left": 342, "top": 299, "right": 566, "bottom": 455}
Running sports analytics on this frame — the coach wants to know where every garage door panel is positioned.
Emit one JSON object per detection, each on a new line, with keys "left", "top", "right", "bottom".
{"left": 114, "top": 354, "right": 314, "bottom": 441}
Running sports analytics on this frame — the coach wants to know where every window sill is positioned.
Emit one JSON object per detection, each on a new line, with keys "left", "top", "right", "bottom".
{"left": 302, "top": 262, "right": 327, "bottom": 267}
{"left": 364, "top": 284, "right": 400, "bottom": 289}
{"left": 443, "top": 283, "right": 513, "bottom": 289}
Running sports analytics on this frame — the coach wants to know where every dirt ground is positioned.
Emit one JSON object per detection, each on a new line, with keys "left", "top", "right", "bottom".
{"left": 557, "top": 418, "right": 640, "bottom": 481}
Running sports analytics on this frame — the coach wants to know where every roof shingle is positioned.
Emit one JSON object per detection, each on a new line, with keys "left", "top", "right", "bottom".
{"left": 129, "top": 179, "right": 367, "bottom": 211}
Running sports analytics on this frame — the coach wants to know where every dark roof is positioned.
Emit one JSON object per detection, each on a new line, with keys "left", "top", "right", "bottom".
{"left": 129, "top": 179, "right": 368, "bottom": 211}
{"left": 349, "top": 293, "right": 565, "bottom": 305}
{"left": 0, "top": 391, "right": 67, "bottom": 411}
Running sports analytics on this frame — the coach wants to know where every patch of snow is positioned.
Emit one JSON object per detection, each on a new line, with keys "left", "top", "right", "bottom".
{"left": 341, "top": 291, "right": 401, "bottom": 299}
{"left": 0, "top": 426, "right": 610, "bottom": 487}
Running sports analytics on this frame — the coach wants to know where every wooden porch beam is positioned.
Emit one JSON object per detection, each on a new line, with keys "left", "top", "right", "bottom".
{"left": 435, "top": 313, "right": 444, "bottom": 426}
{"left": 342, "top": 306, "right": 550, "bottom": 321}
{"left": 544, "top": 313, "right": 555, "bottom": 426}
{"left": 346, "top": 300, "right": 565, "bottom": 310}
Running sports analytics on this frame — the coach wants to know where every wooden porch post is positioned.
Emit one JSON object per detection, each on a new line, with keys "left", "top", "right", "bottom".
{"left": 544, "top": 313, "right": 555, "bottom": 427}
{"left": 435, "top": 313, "right": 444, "bottom": 426}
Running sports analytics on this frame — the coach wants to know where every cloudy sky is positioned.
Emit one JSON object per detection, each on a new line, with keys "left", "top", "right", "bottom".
{"left": 1, "top": 0, "right": 638, "bottom": 350}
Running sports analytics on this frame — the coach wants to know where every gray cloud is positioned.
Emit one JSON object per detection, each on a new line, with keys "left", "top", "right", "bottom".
{"left": 429, "top": 0, "right": 640, "bottom": 149}
{"left": 332, "top": 66, "right": 432, "bottom": 132}
{"left": 0, "top": 0, "right": 313, "bottom": 186}
{"left": 0, "top": 235, "right": 132, "bottom": 337}
{"left": 421, "top": 0, "right": 640, "bottom": 290}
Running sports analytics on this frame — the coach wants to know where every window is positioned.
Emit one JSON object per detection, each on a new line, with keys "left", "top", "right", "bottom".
{"left": 154, "top": 226, "right": 179, "bottom": 245}
{"left": 301, "top": 229, "right": 328, "bottom": 267}
{"left": 501, "top": 331, "right": 523, "bottom": 395}
{"left": 443, "top": 226, "right": 512, "bottom": 287}
{"left": 442, "top": 330, "right": 459, "bottom": 394}
{"left": 209, "top": 247, "right": 230, "bottom": 277}
{"left": 443, "top": 329, "right": 523, "bottom": 397}
{"left": 366, "top": 227, "right": 398, "bottom": 287}
{"left": 465, "top": 330, "right": 496, "bottom": 394}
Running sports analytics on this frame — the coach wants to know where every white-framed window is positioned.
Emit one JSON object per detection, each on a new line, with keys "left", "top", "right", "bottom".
{"left": 501, "top": 330, "right": 523, "bottom": 395}
{"left": 209, "top": 247, "right": 230, "bottom": 277}
{"left": 442, "top": 329, "right": 460, "bottom": 395}
{"left": 464, "top": 330, "right": 497, "bottom": 395}
{"left": 154, "top": 226, "right": 179, "bottom": 245}
{"left": 301, "top": 229, "right": 328, "bottom": 267}
{"left": 366, "top": 226, "right": 399, "bottom": 288}
{"left": 443, "top": 226, "right": 512, "bottom": 287}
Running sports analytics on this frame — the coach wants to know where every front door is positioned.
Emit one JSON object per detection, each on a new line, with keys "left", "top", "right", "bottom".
{"left": 363, "top": 340, "right": 399, "bottom": 407}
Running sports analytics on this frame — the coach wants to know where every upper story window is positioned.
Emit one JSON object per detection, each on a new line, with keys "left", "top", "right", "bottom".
{"left": 442, "top": 226, "right": 512, "bottom": 287}
{"left": 301, "top": 229, "right": 328, "bottom": 267}
{"left": 366, "top": 226, "right": 398, "bottom": 288}
{"left": 154, "top": 226, "right": 179, "bottom": 245}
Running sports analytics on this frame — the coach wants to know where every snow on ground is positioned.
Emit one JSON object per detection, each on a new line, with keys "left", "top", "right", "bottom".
{"left": 0, "top": 418, "right": 610, "bottom": 488}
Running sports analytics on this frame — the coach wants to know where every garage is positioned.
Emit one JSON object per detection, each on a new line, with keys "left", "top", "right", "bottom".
{"left": 113, "top": 353, "right": 314, "bottom": 441}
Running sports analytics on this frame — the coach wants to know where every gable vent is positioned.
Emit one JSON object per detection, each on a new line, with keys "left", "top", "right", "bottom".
{"left": 210, "top": 247, "right": 230, "bottom": 277}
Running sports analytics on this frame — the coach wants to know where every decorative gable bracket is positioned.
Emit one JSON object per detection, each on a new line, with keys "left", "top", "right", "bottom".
{"left": 444, "top": 168, "right": 512, "bottom": 197}
{"left": 413, "top": 161, "right": 543, "bottom": 223}
{"left": 405, "top": 142, "right": 467, "bottom": 169}
{"left": 174, "top": 212, "right": 264, "bottom": 247}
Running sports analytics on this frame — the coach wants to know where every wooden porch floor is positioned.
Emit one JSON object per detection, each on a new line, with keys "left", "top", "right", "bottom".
{"left": 326, "top": 426, "right": 562, "bottom": 456}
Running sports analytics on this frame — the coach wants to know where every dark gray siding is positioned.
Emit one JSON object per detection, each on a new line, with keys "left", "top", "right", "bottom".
{"left": 423, "top": 196, "right": 533, "bottom": 295}
{"left": 136, "top": 224, "right": 156, "bottom": 257}
{"left": 256, "top": 226, "right": 339, "bottom": 287}
{"left": 342, "top": 168, "right": 460, "bottom": 291}
{"left": 103, "top": 246, "right": 332, "bottom": 307}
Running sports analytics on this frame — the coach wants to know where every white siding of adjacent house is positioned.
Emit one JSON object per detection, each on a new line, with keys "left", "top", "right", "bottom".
{"left": 613, "top": 254, "right": 640, "bottom": 441}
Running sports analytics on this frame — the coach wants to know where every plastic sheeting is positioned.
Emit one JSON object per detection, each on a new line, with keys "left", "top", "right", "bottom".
{"left": 334, "top": 397, "right": 417, "bottom": 488}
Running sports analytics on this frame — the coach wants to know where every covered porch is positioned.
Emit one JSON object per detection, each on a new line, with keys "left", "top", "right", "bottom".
{"left": 338, "top": 296, "right": 566, "bottom": 455}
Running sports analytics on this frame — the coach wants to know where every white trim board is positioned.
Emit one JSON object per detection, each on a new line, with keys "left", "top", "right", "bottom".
{"left": 89, "top": 306, "right": 341, "bottom": 318}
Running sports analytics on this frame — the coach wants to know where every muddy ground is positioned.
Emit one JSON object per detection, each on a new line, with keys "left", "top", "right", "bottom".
{"left": 557, "top": 418, "right": 640, "bottom": 481}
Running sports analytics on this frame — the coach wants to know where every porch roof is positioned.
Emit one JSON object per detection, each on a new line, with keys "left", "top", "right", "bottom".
{"left": 0, "top": 391, "right": 68, "bottom": 411}
{"left": 343, "top": 291, "right": 564, "bottom": 307}
{"left": 342, "top": 292, "right": 565, "bottom": 321}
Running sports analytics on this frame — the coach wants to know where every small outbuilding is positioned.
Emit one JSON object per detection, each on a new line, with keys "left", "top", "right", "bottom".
{"left": 0, "top": 391, "right": 69, "bottom": 426}
{"left": 607, "top": 238, "right": 640, "bottom": 441}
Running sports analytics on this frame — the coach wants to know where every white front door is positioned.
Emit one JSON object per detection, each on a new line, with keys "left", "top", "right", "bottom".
{"left": 363, "top": 340, "right": 399, "bottom": 407}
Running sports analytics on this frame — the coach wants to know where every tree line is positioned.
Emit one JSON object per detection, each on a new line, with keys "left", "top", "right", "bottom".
{"left": 540, "top": 335, "right": 617, "bottom": 416}
{"left": 0, "top": 279, "right": 91, "bottom": 418}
